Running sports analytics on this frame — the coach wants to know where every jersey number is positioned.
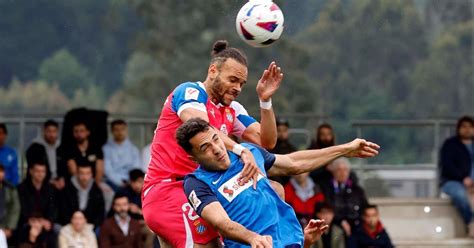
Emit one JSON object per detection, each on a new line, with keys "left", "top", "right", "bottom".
{"left": 182, "top": 203, "right": 199, "bottom": 221}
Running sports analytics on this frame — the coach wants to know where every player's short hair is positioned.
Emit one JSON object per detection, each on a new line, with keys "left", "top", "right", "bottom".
{"left": 0, "top": 123, "right": 7, "bottom": 134}
{"left": 210, "top": 40, "right": 248, "bottom": 68}
{"left": 362, "top": 204, "right": 378, "bottom": 215}
{"left": 111, "top": 119, "right": 127, "bottom": 129}
{"left": 73, "top": 121, "right": 89, "bottom": 130}
{"left": 44, "top": 119, "right": 59, "bottom": 129}
{"left": 276, "top": 117, "right": 289, "bottom": 127}
{"left": 314, "top": 201, "right": 335, "bottom": 214}
{"left": 129, "top": 169, "right": 145, "bottom": 182}
{"left": 457, "top": 115, "right": 474, "bottom": 134}
{"left": 176, "top": 118, "right": 211, "bottom": 153}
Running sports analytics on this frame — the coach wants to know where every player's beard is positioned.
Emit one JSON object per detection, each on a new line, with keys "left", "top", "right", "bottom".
{"left": 210, "top": 75, "right": 238, "bottom": 106}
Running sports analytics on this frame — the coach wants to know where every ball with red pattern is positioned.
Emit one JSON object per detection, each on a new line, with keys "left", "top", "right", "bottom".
{"left": 236, "top": 0, "right": 284, "bottom": 47}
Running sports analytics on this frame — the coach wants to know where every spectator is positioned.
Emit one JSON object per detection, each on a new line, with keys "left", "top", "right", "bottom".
{"left": 319, "top": 158, "right": 368, "bottom": 237}
{"left": 60, "top": 159, "right": 105, "bottom": 228}
{"left": 439, "top": 115, "right": 474, "bottom": 235}
{"left": 269, "top": 118, "right": 296, "bottom": 185}
{"left": 284, "top": 172, "right": 325, "bottom": 227}
{"left": 99, "top": 193, "right": 143, "bottom": 248}
{"left": 103, "top": 120, "right": 141, "bottom": 191}
{"left": 26, "top": 120, "right": 63, "bottom": 189}
{"left": 141, "top": 143, "right": 151, "bottom": 172}
{"left": 17, "top": 160, "right": 57, "bottom": 231}
{"left": 308, "top": 123, "right": 335, "bottom": 149}
{"left": 58, "top": 121, "right": 104, "bottom": 184}
{"left": 0, "top": 123, "right": 19, "bottom": 185}
{"left": 269, "top": 118, "right": 297, "bottom": 154}
{"left": 348, "top": 204, "right": 393, "bottom": 248}
{"left": 18, "top": 212, "right": 56, "bottom": 248}
{"left": 58, "top": 210, "right": 98, "bottom": 248}
{"left": 311, "top": 201, "right": 345, "bottom": 248}
{"left": 121, "top": 169, "right": 144, "bottom": 220}
{"left": 309, "top": 123, "right": 336, "bottom": 183}
{"left": 0, "top": 163, "right": 20, "bottom": 244}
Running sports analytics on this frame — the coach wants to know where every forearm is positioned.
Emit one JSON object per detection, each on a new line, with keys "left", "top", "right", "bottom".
{"left": 270, "top": 144, "right": 351, "bottom": 176}
{"left": 95, "top": 160, "right": 104, "bottom": 182}
{"left": 215, "top": 219, "right": 260, "bottom": 245}
{"left": 259, "top": 107, "right": 277, "bottom": 149}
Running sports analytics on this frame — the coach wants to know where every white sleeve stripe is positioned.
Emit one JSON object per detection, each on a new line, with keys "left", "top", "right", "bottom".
{"left": 177, "top": 102, "right": 207, "bottom": 116}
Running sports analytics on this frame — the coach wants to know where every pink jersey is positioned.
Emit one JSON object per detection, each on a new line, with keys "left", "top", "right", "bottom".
{"left": 144, "top": 81, "right": 257, "bottom": 191}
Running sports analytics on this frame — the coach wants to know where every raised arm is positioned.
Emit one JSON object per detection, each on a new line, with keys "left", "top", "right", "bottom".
{"left": 267, "top": 139, "right": 379, "bottom": 177}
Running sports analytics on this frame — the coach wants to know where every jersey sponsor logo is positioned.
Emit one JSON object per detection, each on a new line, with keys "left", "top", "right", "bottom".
{"left": 220, "top": 124, "right": 228, "bottom": 135}
{"left": 218, "top": 173, "right": 264, "bottom": 202}
{"left": 185, "top": 87, "right": 199, "bottom": 100}
{"left": 188, "top": 190, "right": 202, "bottom": 210}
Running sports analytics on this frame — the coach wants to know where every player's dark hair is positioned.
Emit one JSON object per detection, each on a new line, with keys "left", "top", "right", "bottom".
{"left": 111, "top": 119, "right": 127, "bottom": 129}
{"left": 176, "top": 118, "right": 211, "bottom": 153}
{"left": 0, "top": 123, "right": 7, "bottom": 134}
{"left": 314, "top": 201, "right": 335, "bottom": 215}
{"left": 0, "top": 163, "right": 4, "bottom": 172}
{"left": 456, "top": 115, "right": 474, "bottom": 136}
{"left": 129, "top": 169, "right": 145, "bottom": 182}
{"left": 76, "top": 158, "right": 93, "bottom": 170}
{"left": 43, "top": 119, "right": 59, "bottom": 129}
{"left": 210, "top": 40, "right": 248, "bottom": 68}
{"left": 73, "top": 121, "right": 89, "bottom": 130}
{"left": 362, "top": 204, "right": 378, "bottom": 215}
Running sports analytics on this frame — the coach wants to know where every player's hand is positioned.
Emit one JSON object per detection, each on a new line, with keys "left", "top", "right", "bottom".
{"left": 239, "top": 149, "right": 262, "bottom": 189}
{"left": 256, "top": 61, "right": 283, "bottom": 101}
{"left": 303, "top": 219, "right": 328, "bottom": 247}
{"left": 345, "top": 138, "right": 380, "bottom": 158}
{"left": 250, "top": 234, "right": 273, "bottom": 248}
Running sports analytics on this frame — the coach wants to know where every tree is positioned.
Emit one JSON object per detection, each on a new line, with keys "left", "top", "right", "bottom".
{"left": 38, "top": 49, "right": 93, "bottom": 97}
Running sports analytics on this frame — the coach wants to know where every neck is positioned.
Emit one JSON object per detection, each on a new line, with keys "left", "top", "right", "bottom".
{"left": 297, "top": 179, "right": 308, "bottom": 188}
{"left": 461, "top": 137, "right": 472, "bottom": 144}
{"left": 203, "top": 79, "right": 220, "bottom": 105}
{"left": 79, "top": 181, "right": 89, "bottom": 189}
{"left": 114, "top": 139, "right": 125, "bottom": 144}
{"left": 32, "top": 180, "right": 42, "bottom": 189}
{"left": 78, "top": 140, "right": 88, "bottom": 149}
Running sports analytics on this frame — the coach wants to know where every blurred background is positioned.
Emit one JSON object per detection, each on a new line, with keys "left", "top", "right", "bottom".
{"left": 0, "top": 0, "right": 473, "bottom": 246}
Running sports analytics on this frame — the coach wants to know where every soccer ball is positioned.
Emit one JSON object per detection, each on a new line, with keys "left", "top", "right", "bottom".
{"left": 235, "top": 0, "right": 284, "bottom": 47}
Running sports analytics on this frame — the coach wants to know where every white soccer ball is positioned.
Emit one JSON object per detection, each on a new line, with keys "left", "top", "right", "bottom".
{"left": 235, "top": 0, "right": 284, "bottom": 47}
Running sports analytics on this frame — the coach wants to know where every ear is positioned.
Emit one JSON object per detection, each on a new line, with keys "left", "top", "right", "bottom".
{"left": 208, "top": 63, "right": 218, "bottom": 79}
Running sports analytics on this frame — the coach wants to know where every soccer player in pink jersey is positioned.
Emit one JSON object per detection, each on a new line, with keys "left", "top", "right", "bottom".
{"left": 142, "top": 40, "right": 283, "bottom": 248}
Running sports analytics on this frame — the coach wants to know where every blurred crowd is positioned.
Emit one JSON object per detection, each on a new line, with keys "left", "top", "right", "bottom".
{"left": 0, "top": 118, "right": 155, "bottom": 248}
{"left": 0, "top": 114, "right": 471, "bottom": 247}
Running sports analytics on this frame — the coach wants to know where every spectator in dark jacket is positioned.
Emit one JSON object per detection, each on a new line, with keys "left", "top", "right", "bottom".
{"left": 311, "top": 201, "right": 345, "bottom": 248}
{"left": 121, "top": 169, "right": 144, "bottom": 220}
{"left": 0, "top": 163, "right": 20, "bottom": 243}
{"left": 439, "top": 116, "right": 474, "bottom": 235}
{"left": 18, "top": 212, "right": 56, "bottom": 248}
{"left": 348, "top": 204, "right": 393, "bottom": 248}
{"left": 60, "top": 159, "right": 105, "bottom": 227}
{"left": 309, "top": 123, "right": 337, "bottom": 183}
{"left": 99, "top": 193, "right": 143, "bottom": 248}
{"left": 268, "top": 118, "right": 296, "bottom": 185}
{"left": 26, "top": 120, "right": 62, "bottom": 189}
{"left": 319, "top": 158, "right": 368, "bottom": 237}
{"left": 17, "top": 160, "right": 57, "bottom": 230}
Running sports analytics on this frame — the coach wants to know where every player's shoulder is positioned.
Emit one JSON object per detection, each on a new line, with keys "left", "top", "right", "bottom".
{"left": 172, "top": 81, "right": 207, "bottom": 101}
{"left": 230, "top": 101, "right": 250, "bottom": 115}
{"left": 174, "top": 81, "right": 206, "bottom": 93}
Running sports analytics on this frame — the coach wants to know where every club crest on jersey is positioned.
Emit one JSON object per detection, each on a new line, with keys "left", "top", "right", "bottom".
{"left": 185, "top": 87, "right": 199, "bottom": 100}
{"left": 225, "top": 109, "right": 233, "bottom": 122}
{"left": 194, "top": 220, "right": 207, "bottom": 234}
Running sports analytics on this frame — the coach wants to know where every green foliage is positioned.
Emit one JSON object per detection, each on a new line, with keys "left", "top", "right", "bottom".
{"left": 38, "top": 49, "right": 93, "bottom": 97}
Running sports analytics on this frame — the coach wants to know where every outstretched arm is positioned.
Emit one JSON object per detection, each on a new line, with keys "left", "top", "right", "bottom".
{"left": 267, "top": 139, "right": 380, "bottom": 177}
{"left": 241, "top": 62, "right": 283, "bottom": 149}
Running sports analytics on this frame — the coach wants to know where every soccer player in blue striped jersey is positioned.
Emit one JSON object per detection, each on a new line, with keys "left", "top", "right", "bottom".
{"left": 177, "top": 118, "right": 380, "bottom": 248}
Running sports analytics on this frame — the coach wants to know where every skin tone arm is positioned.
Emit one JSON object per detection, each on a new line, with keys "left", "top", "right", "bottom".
{"left": 67, "top": 159, "right": 77, "bottom": 176}
{"left": 242, "top": 62, "right": 283, "bottom": 149}
{"left": 180, "top": 108, "right": 260, "bottom": 187}
{"left": 201, "top": 202, "right": 273, "bottom": 248}
{"left": 95, "top": 159, "right": 104, "bottom": 184}
{"left": 268, "top": 139, "right": 380, "bottom": 177}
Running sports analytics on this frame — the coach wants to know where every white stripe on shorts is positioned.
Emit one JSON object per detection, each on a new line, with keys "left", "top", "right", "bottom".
{"left": 182, "top": 213, "right": 194, "bottom": 248}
